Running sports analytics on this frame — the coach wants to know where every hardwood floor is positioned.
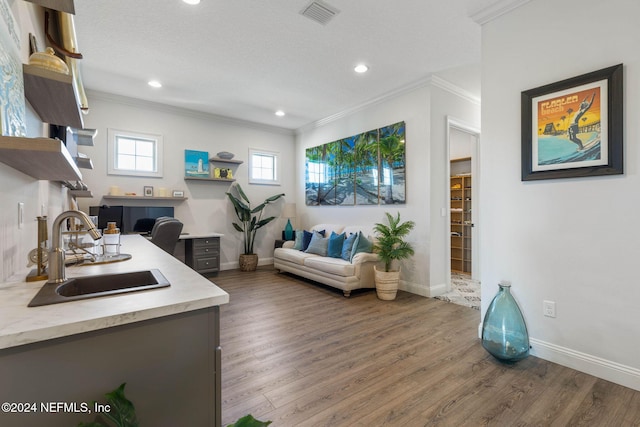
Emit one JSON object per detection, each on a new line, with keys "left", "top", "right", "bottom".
{"left": 213, "top": 267, "right": 640, "bottom": 426}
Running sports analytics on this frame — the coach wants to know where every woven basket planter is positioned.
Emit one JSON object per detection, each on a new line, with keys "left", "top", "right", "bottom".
{"left": 374, "top": 266, "right": 400, "bottom": 300}
{"left": 239, "top": 254, "right": 259, "bottom": 272}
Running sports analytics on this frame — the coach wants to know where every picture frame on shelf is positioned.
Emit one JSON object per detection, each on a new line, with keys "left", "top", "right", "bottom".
{"left": 185, "top": 149, "right": 210, "bottom": 177}
{"left": 172, "top": 190, "right": 184, "bottom": 197}
{"left": 521, "top": 63, "right": 623, "bottom": 181}
{"left": 143, "top": 186, "right": 153, "bottom": 197}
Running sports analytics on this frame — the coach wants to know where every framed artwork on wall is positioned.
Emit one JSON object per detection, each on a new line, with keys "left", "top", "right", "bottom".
{"left": 305, "top": 121, "right": 406, "bottom": 205}
{"left": 143, "top": 186, "right": 153, "bottom": 197}
{"left": 521, "top": 63, "right": 623, "bottom": 181}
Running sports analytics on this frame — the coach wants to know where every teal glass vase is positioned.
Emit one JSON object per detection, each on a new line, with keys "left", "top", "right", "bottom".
{"left": 284, "top": 219, "right": 294, "bottom": 240}
{"left": 481, "top": 281, "right": 529, "bottom": 362}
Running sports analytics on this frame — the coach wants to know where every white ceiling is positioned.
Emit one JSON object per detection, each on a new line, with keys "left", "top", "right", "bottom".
{"left": 72, "top": 0, "right": 498, "bottom": 130}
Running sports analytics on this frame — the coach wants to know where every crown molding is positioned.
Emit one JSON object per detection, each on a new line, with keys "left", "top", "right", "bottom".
{"left": 85, "top": 90, "right": 294, "bottom": 136}
{"left": 430, "top": 75, "right": 481, "bottom": 106}
{"left": 469, "top": 0, "right": 531, "bottom": 25}
{"left": 296, "top": 75, "right": 480, "bottom": 134}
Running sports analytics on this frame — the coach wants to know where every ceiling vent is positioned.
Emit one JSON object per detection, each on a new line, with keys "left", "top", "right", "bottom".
{"left": 300, "top": 0, "right": 340, "bottom": 25}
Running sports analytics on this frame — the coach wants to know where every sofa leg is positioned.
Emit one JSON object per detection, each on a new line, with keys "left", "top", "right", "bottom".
{"left": 343, "top": 290, "right": 351, "bottom": 298}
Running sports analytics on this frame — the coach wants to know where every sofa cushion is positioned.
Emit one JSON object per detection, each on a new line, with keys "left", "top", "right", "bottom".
{"left": 351, "top": 231, "right": 374, "bottom": 262}
{"left": 275, "top": 248, "right": 318, "bottom": 265}
{"left": 305, "top": 231, "right": 329, "bottom": 256}
{"left": 327, "top": 231, "right": 345, "bottom": 258}
{"left": 293, "top": 230, "right": 305, "bottom": 250}
{"left": 341, "top": 233, "right": 358, "bottom": 261}
{"left": 304, "top": 256, "right": 355, "bottom": 277}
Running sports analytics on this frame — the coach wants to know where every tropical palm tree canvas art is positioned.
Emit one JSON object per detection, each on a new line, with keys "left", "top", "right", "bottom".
{"left": 305, "top": 121, "right": 406, "bottom": 205}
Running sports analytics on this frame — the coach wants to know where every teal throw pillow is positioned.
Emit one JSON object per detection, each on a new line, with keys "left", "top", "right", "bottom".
{"left": 305, "top": 231, "right": 329, "bottom": 256}
{"left": 293, "top": 230, "right": 305, "bottom": 250}
{"left": 327, "top": 232, "right": 346, "bottom": 258}
{"left": 350, "top": 231, "right": 373, "bottom": 262}
{"left": 302, "top": 229, "right": 325, "bottom": 251}
{"left": 341, "top": 233, "right": 357, "bottom": 261}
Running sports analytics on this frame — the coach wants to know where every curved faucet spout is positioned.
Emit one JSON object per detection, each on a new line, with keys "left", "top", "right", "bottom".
{"left": 47, "top": 210, "right": 101, "bottom": 284}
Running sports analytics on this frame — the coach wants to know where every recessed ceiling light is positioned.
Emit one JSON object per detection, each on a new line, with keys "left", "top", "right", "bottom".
{"left": 275, "top": 110, "right": 285, "bottom": 117}
{"left": 148, "top": 80, "right": 162, "bottom": 88}
{"left": 183, "top": 0, "right": 200, "bottom": 5}
{"left": 354, "top": 64, "right": 369, "bottom": 73}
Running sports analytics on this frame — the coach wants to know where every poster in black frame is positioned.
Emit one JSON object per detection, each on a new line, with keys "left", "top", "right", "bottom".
{"left": 521, "top": 63, "right": 623, "bottom": 181}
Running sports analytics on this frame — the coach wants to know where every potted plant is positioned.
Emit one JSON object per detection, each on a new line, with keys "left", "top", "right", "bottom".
{"left": 226, "top": 183, "right": 285, "bottom": 271}
{"left": 372, "top": 211, "right": 415, "bottom": 300}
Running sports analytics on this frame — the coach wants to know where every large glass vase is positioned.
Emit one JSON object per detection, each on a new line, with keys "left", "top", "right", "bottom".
{"left": 481, "top": 281, "right": 529, "bottom": 362}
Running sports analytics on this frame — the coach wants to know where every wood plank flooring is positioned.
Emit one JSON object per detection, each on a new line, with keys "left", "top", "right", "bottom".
{"left": 212, "top": 267, "right": 640, "bottom": 426}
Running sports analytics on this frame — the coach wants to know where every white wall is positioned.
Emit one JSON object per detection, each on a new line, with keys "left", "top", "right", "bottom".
{"left": 295, "top": 80, "right": 479, "bottom": 296}
{"left": 76, "top": 93, "right": 296, "bottom": 269}
{"left": 481, "top": 0, "right": 640, "bottom": 390}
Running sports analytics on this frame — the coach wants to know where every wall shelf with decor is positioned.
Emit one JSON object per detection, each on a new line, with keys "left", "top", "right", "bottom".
{"left": 0, "top": 136, "right": 82, "bottom": 181}
{"left": 102, "top": 195, "right": 188, "bottom": 201}
{"left": 450, "top": 174, "right": 472, "bottom": 274}
{"left": 23, "top": 64, "right": 84, "bottom": 129}
{"left": 184, "top": 176, "right": 235, "bottom": 183}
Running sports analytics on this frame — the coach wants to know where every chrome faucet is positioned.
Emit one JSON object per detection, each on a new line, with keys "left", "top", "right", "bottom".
{"left": 47, "top": 210, "right": 102, "bottom": 284}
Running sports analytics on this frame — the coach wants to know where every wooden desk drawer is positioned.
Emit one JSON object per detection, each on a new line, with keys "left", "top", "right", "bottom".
{"left": 195, "top": 256, "right": 219, "bottom": 272}
{"left": 193, "top": 238, "right": 219, "bottom": 249}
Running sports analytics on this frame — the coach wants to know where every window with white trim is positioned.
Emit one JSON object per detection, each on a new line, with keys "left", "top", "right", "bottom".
{"left": 107, "top": 129, "right": 163, "bottom": 178}
{"left": 249, "top": 149, "right": 279, "bottom": 185}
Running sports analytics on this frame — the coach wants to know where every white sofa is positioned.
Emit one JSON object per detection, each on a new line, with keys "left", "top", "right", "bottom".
{"left": 273, "top": 224, "right": 380, "bottom": 297}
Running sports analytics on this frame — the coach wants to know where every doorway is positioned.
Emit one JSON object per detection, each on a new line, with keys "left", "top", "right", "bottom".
{"left": 446, "top": 117, "right": 480, "bottom": 290}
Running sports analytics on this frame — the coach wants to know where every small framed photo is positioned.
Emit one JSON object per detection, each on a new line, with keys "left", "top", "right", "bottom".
{"left": 172, "top": 190, "right": 184, "bottom": 198}
{"left": 143, "top": 186, "right": 153, "bottom": 197}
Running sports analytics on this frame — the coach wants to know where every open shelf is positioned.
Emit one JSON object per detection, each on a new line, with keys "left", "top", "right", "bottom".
{"left": 103, "top": 195, "right": 188, "bottom": 201}
{"left": 0, "top": 136, "right": 82, "bottom": 181}
{"left": 24, "top": 0, "right": 75, "bottom": 14}
{"left": 184, "top": 176, "right": 235, "bottom": 183}
{"left": 23, "top": 64, "right": 84, "bottom": 129}
{"left": 209, "top": 157, "right": 243, "bottom": 165}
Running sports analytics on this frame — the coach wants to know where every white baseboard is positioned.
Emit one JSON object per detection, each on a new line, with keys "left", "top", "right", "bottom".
{"left": 399, "top": 280, "right": 445, "bottom": 298}
{"left": 529, "top": 338, "right": 640, "bottom": 391}
{"left": 220, "top": 257, "right": 274, "bottom": 271}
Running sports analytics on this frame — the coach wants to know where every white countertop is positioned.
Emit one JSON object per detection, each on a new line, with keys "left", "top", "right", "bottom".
{"left": 0, "top": 235, "right": 229, "bottom": 350}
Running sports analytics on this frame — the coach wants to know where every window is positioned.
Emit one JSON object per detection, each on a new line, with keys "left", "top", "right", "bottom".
{"left": 249, "top": 149, "right": 279, "bottom": 185}
{"left": 107, "top": 129, "right": 163, "bottom": 177}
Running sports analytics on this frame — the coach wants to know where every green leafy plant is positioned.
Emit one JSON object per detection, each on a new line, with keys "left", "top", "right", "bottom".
{"left": 226, "top": 414, "right": 272, "bottom": 427}
{"left": 78, "top": 383, "right": 138, "bottom": 427}
{"left": 226, "top": 183, "right": 285, "bottom": 254}
{"left": 373, "top": 211, "right": 415, "bottom": 272}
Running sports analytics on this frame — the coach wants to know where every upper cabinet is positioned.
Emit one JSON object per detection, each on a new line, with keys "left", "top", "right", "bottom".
{"left": 23, "top": 64, "right": 84, "bottom": 129}
{"left": 23, "top": 0, "right": 75, "bottom": 14}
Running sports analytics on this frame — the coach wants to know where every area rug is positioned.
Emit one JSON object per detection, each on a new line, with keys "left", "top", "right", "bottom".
{"left": 435, "top": 273, "right": 481, "bottom": 310}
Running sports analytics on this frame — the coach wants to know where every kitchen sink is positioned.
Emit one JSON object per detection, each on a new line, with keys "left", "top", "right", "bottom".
{"left": 28, "top": 269, "right": 170, "bottom": 307}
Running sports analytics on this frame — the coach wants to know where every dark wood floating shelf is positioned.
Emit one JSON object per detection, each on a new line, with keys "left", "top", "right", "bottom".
{"left": 184, "top": 176, "right": 236, "bottom": 182}
{"left": 102, "top": 195, "right": 188, "bottom": 201}
{"left": 23, "top": 64, "right": 84, "bottom": 129}
{"left": 0, "top": 136, "right": 82, "bottom": 181}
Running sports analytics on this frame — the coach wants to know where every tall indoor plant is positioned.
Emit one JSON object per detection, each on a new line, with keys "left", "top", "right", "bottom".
{"left": 372, "top": 211, "right": 415, "bottom": 300}
{"left": 226, "top": 183, "right": 284, "bottom": 271}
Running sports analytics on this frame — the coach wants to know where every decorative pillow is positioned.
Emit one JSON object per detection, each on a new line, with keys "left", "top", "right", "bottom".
{"left": 327, "top": 232, "right": 346, "bottom": 258}
{"left": 305, "top": 231, "right": 329, "bottom": 256}
{"left": 301, "top": 229, "right": 325, "bottom": 251}
{"left": 350, "top": 231, "right": 374, "bottom": 262}
{"left": 293, "top": 230, "right": 305, "bottom": 250}
{"left": 341, "top": 233, "right": 357, "bottom": 261}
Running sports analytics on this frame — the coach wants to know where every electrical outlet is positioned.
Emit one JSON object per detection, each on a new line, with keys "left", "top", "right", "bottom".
{"left": 18, "top": 202, "right": 24, "bottom": 229}
{"left": 543, "top": 300, "right": 556, "bottom": 318}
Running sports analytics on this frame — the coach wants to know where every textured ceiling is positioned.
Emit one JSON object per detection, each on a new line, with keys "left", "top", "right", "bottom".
{"left": 73, "top": 0, "right": 498, "bottom": 130}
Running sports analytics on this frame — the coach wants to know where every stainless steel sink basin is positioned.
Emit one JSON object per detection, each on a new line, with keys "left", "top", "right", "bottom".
{"left": 28, "top": 269, "right": 170, "bottom": 307}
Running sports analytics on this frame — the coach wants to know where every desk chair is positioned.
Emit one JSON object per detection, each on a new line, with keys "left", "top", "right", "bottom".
{"left": 150, "top": 218, "right": 183, "bottom": 254}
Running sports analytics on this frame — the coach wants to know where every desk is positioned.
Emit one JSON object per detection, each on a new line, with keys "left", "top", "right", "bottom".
{"left": 176, "top": 232, "right": 224, "bottom": 275}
